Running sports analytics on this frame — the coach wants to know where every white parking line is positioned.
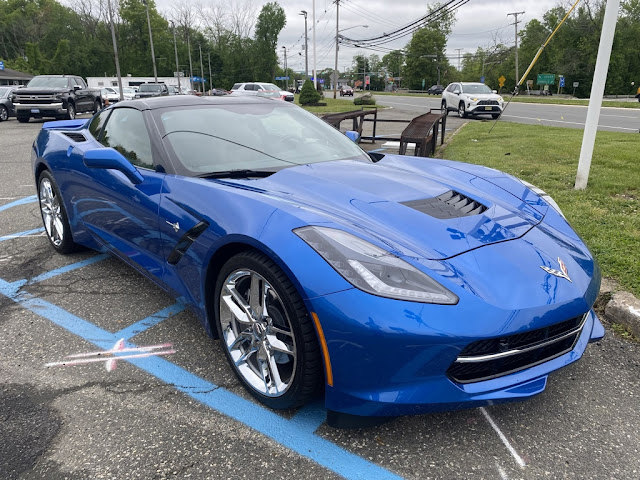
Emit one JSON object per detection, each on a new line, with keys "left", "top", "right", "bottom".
{"left": 480, "top": 407, "right": 527, "bottom": 468}
{"left": 496, "top": 462, "right": 510, "bottom": 480}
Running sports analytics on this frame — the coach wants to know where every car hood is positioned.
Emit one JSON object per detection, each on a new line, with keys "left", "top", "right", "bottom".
{"left": 225, "top": 156, "right": 547, "bottom": 260}
{"left": 15, "top": 87, "right": 70, "bottom": 95}
{"left": 462, "top": 92, "right": 501, "bottom": 101}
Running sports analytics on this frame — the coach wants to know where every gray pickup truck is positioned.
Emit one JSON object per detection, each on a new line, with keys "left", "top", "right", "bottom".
{"left": 12, "top": 75, "right": 102, "bottom": 123}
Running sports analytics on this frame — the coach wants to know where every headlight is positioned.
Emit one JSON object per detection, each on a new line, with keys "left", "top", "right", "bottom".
{"left": 521, "top": 180, "right": 565, "bottom": 218}
{"left": 498, "top": 96, "right": 504, "bottom": 103}
{"left": 294, "top": 226, "right": 458, "bottom": 304}
{"left": 470, "top": 97, "right": 478, "bottom": 102}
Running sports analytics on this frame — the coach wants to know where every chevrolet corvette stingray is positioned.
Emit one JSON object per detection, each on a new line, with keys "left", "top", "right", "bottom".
{"left": 32, "top": 95, "right": 604, "bottom": 424}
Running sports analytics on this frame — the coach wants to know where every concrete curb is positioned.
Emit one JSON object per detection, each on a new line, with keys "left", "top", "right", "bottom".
{"left": 605, "top": 291, "right": 640, "bottom": 338}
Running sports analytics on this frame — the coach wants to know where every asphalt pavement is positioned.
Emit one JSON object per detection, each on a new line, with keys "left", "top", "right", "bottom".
{"left": 372, "top": 94, "right": 640, "bottom": 133}
{"left": 1, "top": 115, "right": 639, "bottom": 480}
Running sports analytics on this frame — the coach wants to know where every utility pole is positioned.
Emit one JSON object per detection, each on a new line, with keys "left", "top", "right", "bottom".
{"left": 281, "top": 46, "right": 288, "bottom": 90}
{"left": 208, "top": 52, "right": 212, "bottom": 91}
{"left": 142, "top": 0, "right": 158, "bottom": 84}
{"left": 575, "top": 0, "right": 620, "bottom": 190}
{"left": 312, "top": 0, "right": 317, "bottom": 89}
{"left": 187, "top": 34, "right": 193, "bottom": 91}
{"left": 455, "top": 48, "right": 462, "bottom": 70}
{"left": 299, "top": 10, "right": 309, "bottom": 78}
{"left": 106, "top": 0, "right": 123, "bottom": 100}
{"left": 170, "top": 21, "right": 181, "bottom": 91}
{"left": 333, "top": 0, "right": 340, "bottom": 99}
{"left": 507, "top": 11, "right": 525, "bottom": 90}
{"left": 198, "top": 44, "right": 205, "bottom": 94}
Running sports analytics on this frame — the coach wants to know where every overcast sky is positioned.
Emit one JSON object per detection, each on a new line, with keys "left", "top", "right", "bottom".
{"left": 246, "top": 0, "right": 561, "bottom": 72}
{"left": 150, "top": 0, "right": 562, "bottom": 73}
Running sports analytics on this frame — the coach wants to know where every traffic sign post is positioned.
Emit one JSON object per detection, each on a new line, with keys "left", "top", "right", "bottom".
{"left": 572, "top": 81, "right": 579, "bottom": 96}
{"left": 537, "top": 73, "right": 555, "bottom": 85}
{"left": 0, "top": 61, "right": 4, "bottom": 71}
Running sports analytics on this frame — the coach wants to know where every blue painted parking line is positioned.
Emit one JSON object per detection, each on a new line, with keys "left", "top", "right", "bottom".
{"left": 27, "top": 254, "right": 109, "bottom": 285}
{"left": 0, "top": 227, "right": 45, "bottom": 242}
{"left": 0, "top": 195, "right": 37, "bottom": 213}
{"left": 114, "top": 302, "right": 186, "bottom": 340}
{"left": 0, "top": 275, "right": 403, "bottom": 480}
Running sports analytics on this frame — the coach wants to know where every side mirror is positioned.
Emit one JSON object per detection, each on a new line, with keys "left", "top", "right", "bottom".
{"left": 454, "top": 90, "right": 460, "bottom": 95}
{"left": 83, "top": 148, "right": 144, "bottom": 184}
{"left": 73, "top": 85, "right": 82, "bottom": 91}
{"left": 345, "top": 130, "right": 360, "bottom": 143}
{"left": 492, "top": 89, "right": 497, "bottom": 94}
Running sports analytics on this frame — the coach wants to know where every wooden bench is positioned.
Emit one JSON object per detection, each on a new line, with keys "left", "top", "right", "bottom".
{"left": 398, "top": 110, "right": 446, "bottom": 157}
{"left": 321, "top": 109, "right": 377, "bottom": 140}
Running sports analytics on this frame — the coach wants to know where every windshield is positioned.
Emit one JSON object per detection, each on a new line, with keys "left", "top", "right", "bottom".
{"left": 27, "top": 77, "right": 69, "bottom": 88}
{"left": 0, "top": 87, "right": 12, "bottom": 98}
{"left": 461, "top": 84, "right": 493, "bottom": 94}
{"left": 261, "top": 84, "right": 280, "bottom": 91}
{"left": 156, "top": 102, "right": 371, "bottom": 175}
{"left": 139, "top": 84, "right": 162, "bottom": 92}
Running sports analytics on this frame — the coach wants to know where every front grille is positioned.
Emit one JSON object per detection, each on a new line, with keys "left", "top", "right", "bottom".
{"left": 446, "top": 314, "right": 586, "bottom": 384}
{"left": 63, "top": 132, "right": 87, "bottom": 142}
{"left": 15, "top": 95, "right": 58, "bottom": 104}
{"left": 478, "top": 100, "right": 499, "bottom": 106}
{"left": 402, "top": 190, "right": 487, "bottom": 219}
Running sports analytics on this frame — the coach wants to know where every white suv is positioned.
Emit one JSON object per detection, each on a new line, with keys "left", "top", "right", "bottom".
{"left": 441, "top": 82, "right": 504, "bottom": 119}
{"left": 230, "top": 82, "right": 294, "bottom": 102}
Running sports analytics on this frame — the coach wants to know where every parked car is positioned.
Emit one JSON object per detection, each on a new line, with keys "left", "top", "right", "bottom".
{"left": 230, "top": 82, "right": 294, "bottom": 102}
{"left": 441, "top": 82, "right": 504, "bottom": 119}
{"left": 122, "top": 87, "right": 137, "bottom": 101}
{"left": 11, "top": 74, "right": 102, "bottom": 122}
{"left": 339, "top": 85, "right": 354, "bottom": 96}
{"left": 209, "top": 88, "right": 229, "bottom": 96}
{"left": 31, "top": 95, "right": 603, "bottom": 425}
{"left": 134, "top": 83, "right": 169, "bottom": 99}
{"left": 426, "top": 84, "right": 444, "bottom": 95}
{"left": 0, "top": 86, "right": 16, "bottom": 121}
{"left": 101, "top": 87, "right": 120, "bottom": 104}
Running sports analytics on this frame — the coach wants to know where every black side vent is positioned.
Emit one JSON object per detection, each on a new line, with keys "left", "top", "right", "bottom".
{"left": 402, "top": 190, "right": 488, "bottom": 219}
{"left": 63, "top": 132, "right": 87, "bottom": 143}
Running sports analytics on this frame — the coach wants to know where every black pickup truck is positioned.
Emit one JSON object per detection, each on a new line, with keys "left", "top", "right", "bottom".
{"left": 12, "top": 75, "right": 102, "bottom": 123}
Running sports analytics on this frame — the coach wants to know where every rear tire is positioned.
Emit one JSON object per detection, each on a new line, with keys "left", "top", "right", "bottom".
{"left": 37, "top": 170, "right": 78, "bottom": 254}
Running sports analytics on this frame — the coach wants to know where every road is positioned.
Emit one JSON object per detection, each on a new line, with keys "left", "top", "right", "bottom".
{"left": 1, "top": 115, "right": 639, "bottom": 480}
{"left": 374, "top": 95, "right": 640, "bottom": 133}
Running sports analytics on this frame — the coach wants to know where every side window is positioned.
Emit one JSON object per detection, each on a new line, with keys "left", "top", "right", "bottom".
{"left": 74, "top": 77, "right": 86, "bottom": 88}
{"left": 246, "top": 84, "right": 257, "bottom": 91}
{"left": 88, "top": 109, "right": 111, "bottom": 140}
{"left": 100, "top": 108, "right": 153, "bottom": 169}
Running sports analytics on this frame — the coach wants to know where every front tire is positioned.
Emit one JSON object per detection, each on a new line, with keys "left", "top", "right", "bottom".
{"left": 458, "top": 102, "right": 467, "bottom": 118}
{"left": 214, "top": 251, "right": 322, "bottom": 409}
{"left": 441, "top": 100, "right": 448, "bottom": 115}
{"left": 37, "top": 171, "right": 78, "bottom": 254}
{"left": 0, "top": 105, "right": 8, "bottom": 122}
{"left": 17, "top": 113, "right": 29, "bottom": 123}
{"left": 93, "top": 99, "right": 102, "bottom": 114}
{"left": 492, "top": 113, "right": 500, "bottom": 119}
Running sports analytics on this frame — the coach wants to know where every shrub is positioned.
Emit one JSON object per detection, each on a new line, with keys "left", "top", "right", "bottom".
{"left": 354, "top": 93, "right": 376, "bottom": 105}
{"left": 299, "top": 79, "right": 322, "bottom": 105}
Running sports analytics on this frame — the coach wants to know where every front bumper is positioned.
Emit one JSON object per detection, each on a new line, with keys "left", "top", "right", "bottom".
{"left": 14, "top": 103, "right": 66, "bottom": 115}
{"left": 467, "top": 103, "right": 503, "bottom": 115}
{"left": 310, "top": 285, "right": 603, "bottom": 417}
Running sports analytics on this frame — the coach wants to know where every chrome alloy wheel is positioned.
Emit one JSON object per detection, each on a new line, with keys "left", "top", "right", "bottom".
{"left": 219, "top": 269, "right": 297, "bottom": 397}
{"left": 39, "top": 178, "right": 64, "bottom": 247}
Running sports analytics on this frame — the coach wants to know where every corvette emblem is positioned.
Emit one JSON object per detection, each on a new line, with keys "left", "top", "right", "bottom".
{"left": 540, "top": 257, "right": 572, "bottom": 282}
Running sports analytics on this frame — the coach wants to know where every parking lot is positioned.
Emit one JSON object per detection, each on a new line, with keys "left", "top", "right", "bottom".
{"left": 1, "top": 115, "right": 639, "bottom": 480}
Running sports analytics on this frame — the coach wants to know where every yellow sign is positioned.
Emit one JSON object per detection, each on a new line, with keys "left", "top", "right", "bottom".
{"left": 498, "top": 75, "right": 506, "bottom": 87}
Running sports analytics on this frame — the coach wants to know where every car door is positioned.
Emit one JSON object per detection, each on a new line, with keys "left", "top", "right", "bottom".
{"left": 76, "top": 107, "right": 166, "bottom": 279}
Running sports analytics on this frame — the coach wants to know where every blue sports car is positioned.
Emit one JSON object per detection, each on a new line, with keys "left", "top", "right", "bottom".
{"left": 32, "top": 95, "right": 604, "bottom": 425}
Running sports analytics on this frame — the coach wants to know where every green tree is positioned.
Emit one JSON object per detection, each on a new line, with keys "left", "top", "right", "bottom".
{"left": 299, "top": 79, "right": 321, "bottom": 105}
{"left": 253, "top": 2, "right": 286, "bottom": 81}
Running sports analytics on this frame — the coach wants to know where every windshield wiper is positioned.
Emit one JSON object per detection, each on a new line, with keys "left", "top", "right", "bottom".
{"left": 197, "top": 169, "right": 277, "bottom": 179}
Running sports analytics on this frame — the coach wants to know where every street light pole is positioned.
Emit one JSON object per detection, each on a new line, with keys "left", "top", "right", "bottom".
{"left": 299, "top": 10, "right": 309, "bottom": 78}
{"left": 333, "top": 0, "right": 340, "bottom": 99}
{"left": 208, "top": 52, "right": 212, "bottom": 91}
{"left": 171, "top": 21, "right": 181, "bottom": 91}
{"left": 507, "top": 11, "right": 525, "bottom": 90}
{"left": 106, "top": 0, "right": 123, "bottom": 100}
{"left": 281, "top": 46, "right": 288, "bottom": 90}
{"left": 142, "top": 0, "right": 158, "bottom": 84}
{"left": 187, "top": 34, "right": 193, "bottom": 91}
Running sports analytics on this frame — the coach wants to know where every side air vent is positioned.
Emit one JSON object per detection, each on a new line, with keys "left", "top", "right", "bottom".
{"left": 63, "top": 132, "right": 87, "bottom": 143}
{"left": 402, "top": 190, "right": 488, "bottom": 219}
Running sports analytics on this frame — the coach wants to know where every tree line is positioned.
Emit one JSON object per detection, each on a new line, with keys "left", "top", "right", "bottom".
{"left": 0, "top": 0, "right": 286, "bottom": 90}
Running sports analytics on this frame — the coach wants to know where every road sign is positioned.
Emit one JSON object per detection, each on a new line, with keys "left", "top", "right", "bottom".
{"left": 0, "top": 61, "right": 4, "bottom": 71}
{"left": 498, "top": 75, "right": 506, "bottom": 87}
{"left": 573, "top": 81, "right": 579, "bottom": 88}
{"left": 275, "top": 76, "right": 290, "bottom": 80}
{"left": 559, "top": 76, "right": 565, "bottom": 88}
{"left": 537, "top": 74, "right": 555, "bottom": 85}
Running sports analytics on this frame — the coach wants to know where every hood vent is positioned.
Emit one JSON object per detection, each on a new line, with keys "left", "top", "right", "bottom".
{"left": 63, "top": 132, "right": 87, "bottom": 142}
{"left": 402, "top": 190, "right": 487, "bottom": 219}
